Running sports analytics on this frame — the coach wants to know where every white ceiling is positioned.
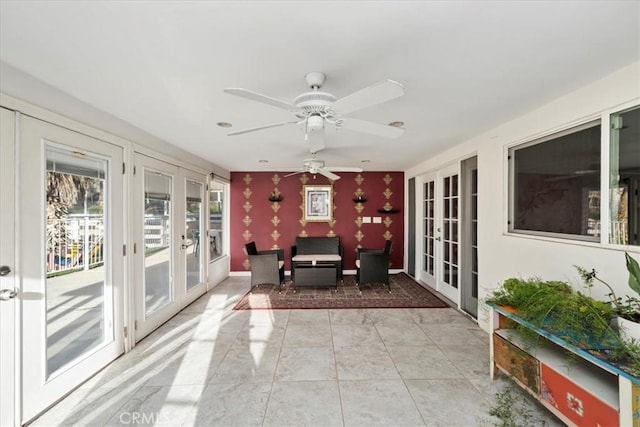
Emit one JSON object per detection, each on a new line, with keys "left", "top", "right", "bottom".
{"left": 1, "top": 1, "right": 638, "bottom": 173}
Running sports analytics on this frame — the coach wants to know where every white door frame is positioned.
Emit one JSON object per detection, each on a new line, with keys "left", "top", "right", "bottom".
{"left": 1, "top": 107, "right": 18, "bottom": 426}
{"left": 134, "top": 154, "right": 180, "bottom": 341}
{"left": 418, "top": 172, "right": 438, "bottom": 288}
{"left": 180, "top": 169, "right": 208, "bottom": 307}
{"left": 133, "top": 155, "right": 210, "bottom": 341}
{"left": 20, "top": 116, "right": 125, "bottom": 423}
{"left": 418, "top": 164, "right": 461, "bottom": 304}
{"left": 436, "top": 164, "right": 460, "bottom": 302}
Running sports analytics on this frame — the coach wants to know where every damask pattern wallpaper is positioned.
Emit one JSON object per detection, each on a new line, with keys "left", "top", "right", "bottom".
{"left": 230, "top": 171, "right": 404, "bottom": 273}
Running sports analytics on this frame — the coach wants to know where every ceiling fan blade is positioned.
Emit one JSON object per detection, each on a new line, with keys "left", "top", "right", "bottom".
{"left": 224, "top": 88, "right": 301, "bottom": 113}
{"left": 318, "top": 169, "right": 341, "bottom": 181}
{"left": 326, "top": 166, "right": 364, "bottom": 173}
{"left": 331, "top": 79, "right": 404, "bottom": 115}
{"left": 228, "top": 120, "right": 299, "bottom": 136}
{"left": 307, "top": 127, "right": 326, "bottom": 153}
{"left": 284, "top": 170, "right": 304, "bottom": 178}
{"left": 340, "top": 117, "right": 404, "bottom": 138}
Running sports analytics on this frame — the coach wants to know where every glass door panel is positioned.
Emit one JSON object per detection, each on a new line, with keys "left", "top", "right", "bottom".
{"left": 45, "top": 146, "right": 110, "bottom": 375}
{"left": 209, "top": 180, "right": 224, "bottom": 260}
{"left": 186, "top": 180, "right": 203, "bottom": 290}
{"left": 144, "top": 170, "right": 173, "bottom": 316}
{"left": 423, "top": 178, "right": 436, "bottom": 281}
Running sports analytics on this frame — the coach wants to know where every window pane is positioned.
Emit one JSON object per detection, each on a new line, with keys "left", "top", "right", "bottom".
{"left": 610, "top": 106, "right": 640, "bottom": 246}
{"left": 452, "top": 243, "right": 458, "bottom": 264}
{"left": 144, "top": 171, "right": 172, "bottom": 316}
{"left": 451, "top": 266, "right": 458, "bottom": 289}
{"left": 452, "top": 221, "right": 458, "bottom": 242}
{"left": 209, "top": 180, "right": 224, "bottom": 259}
{"left": 451, "top": 175, "right": 458, "bottom": 196}
{"left": 46, "top": 146, "right": 108, "bottom": 376}
{"left": 511, "top": 122, "right": 601, "bottom": 238}
{"left": 186, "top": 180, "right": 202, "bottom": 289}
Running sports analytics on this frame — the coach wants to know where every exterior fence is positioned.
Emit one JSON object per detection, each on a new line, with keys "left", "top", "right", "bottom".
{"left": 47, "top": 214, "right": 105, "bottom": 275}
{"left": 144, "top": 215, "right": 171, "bottom": 249}
{"left": 46, "top": 214, "right": 172, "bottom": 275}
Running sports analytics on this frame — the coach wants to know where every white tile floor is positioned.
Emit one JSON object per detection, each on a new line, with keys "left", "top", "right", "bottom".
{"left": 31, "top": 276, "right": 562, "bottom": 426}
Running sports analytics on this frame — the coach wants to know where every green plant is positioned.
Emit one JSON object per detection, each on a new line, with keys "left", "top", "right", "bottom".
{"left": 575, "top": 252, "right": 640, "bottom": 322}
{"left": 479, "top": 380, "right": 549, "bottom": 427}
{"left": 589, "top": 338, "right": 640, "bottom": 378}
{"left": 486, "top": 277, "right": 617, "bottom": 349}
{"left": 485, "top": 277, "right": 571, "bottom": 308}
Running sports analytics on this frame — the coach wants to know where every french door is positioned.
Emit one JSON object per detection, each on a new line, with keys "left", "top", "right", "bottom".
{"left": 1, "top": 108, "right": 17, "bottom": 426}
{"left": 133, "top": 155, "right": 207, "bottom": 341}
{"left": 20, "top": 116, "right": 124, "bottom": 422}
{"left": 134, "top": 155, "right": 179, "bottom": 340}
{"left": 182, "top": 170, "right": 207, "bottom": 305}
{"left": 461, "top": 156, "right": 479, "bottom": 317}
{"left": 421, "top": 165, "right": 460, "bottom": 303}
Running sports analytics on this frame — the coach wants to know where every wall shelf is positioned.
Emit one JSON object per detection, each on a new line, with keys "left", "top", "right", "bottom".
{"left": 377, "top": 209, "right": 399, "bottom": 214}
{"left": 352, "top": 197, "right": 367, "bottom": 203}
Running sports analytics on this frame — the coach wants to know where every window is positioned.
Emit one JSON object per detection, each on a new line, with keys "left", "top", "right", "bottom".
{"left": 209, "top": 178, "right": 226, "bottom": 260}
{"left": 610, "top": 106, "right": 640, "bottom": 246}
{"left": 509, "top": 121, "right": 601, "bottom": 240}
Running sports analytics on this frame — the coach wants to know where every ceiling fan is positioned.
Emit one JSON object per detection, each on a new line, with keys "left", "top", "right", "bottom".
{"left": 284, "top": 158, "right": 363, "bottom": 181}
{"left": 224, "top": 71, "right": 405, "bottom": 153}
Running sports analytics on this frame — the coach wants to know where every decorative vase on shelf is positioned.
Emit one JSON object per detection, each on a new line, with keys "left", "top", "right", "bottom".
{"left": 377, "top": 202, "right": 399, "bottom": 213}
{"left": 268, "top": 192, "right": 282, "bottom": 202}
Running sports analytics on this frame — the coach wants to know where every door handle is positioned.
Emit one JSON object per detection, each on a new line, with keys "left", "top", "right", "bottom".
{"left": 0, "top": 265, "right": 10, "bottom": 276}
{"left": 0, "top": 289, "right": 17, "bottom": 301}
{"left": 435, "top": 237, "right": 442, "bottom": 241}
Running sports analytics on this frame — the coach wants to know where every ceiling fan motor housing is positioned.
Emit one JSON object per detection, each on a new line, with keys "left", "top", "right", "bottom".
{"left": 294, "top": 91, "right": 336, "bottom": 110}
{"left": 304, "top": 159, "right": 325, "bottom": 170}
{"left": 305, "top": 71, "right": 326, "bottom": 89}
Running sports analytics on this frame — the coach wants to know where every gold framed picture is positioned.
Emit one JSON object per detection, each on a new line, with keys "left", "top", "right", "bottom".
{"left": 303, "top": 185, "right": 333, "bottom": 222}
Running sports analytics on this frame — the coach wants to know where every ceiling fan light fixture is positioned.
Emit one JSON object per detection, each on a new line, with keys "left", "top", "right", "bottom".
{"left": 217, "top": 122, "right": 232, "bottom": 128}
{"left": 388, "top": 121, "right": 404, "bottom": 128}
{"left": 307, "top": 115, "right": 324, "bottom": 131}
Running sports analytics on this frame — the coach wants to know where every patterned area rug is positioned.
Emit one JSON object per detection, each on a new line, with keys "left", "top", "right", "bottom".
{"left": 233, "top": 273, "right": 449, "bottom": 310}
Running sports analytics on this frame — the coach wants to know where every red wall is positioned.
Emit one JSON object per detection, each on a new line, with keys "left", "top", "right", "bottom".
{"left": 230, "top": 171, "right": 404, "bottom": 274}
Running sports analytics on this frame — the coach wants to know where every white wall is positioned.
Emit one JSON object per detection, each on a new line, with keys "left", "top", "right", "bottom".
{"left": 407, "top": 61, "right": 640, "bottom": 330}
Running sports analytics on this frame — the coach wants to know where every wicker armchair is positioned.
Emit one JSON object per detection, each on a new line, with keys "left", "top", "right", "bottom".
{"left": 355, "top": 240, "right": 392, "bottom": 293}
{"left": 246, "top": 242, "right": 285, "bottom": 292}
